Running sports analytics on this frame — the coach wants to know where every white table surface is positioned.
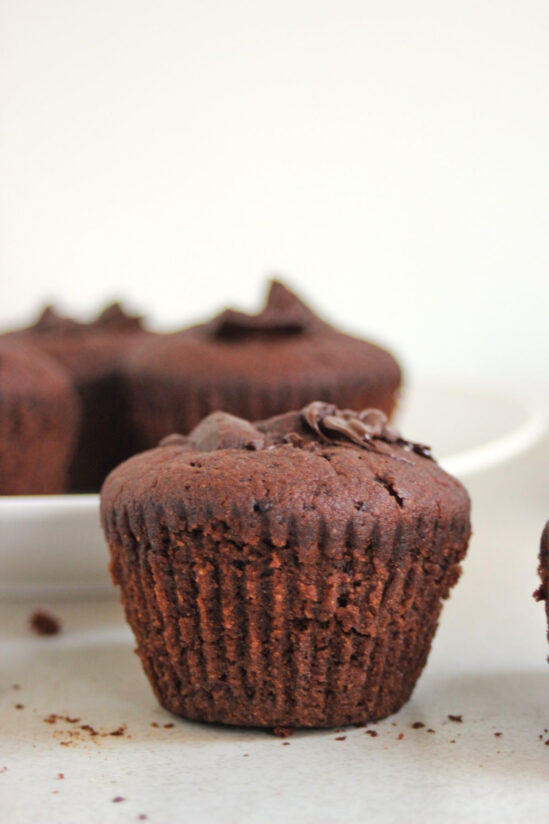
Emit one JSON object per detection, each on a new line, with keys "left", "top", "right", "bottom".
{"left": 2, "top": 436, "right": 549, "bottom": 823}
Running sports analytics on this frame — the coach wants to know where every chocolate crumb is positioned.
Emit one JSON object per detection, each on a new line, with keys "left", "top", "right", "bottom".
{"left": 109, "top": 727, "right": 125, "bottom": 737}
{"left": 29, "top": 610, "right": 61, "bottom": 636}
{"left": 366, "top": 730, "right": 378, "bottom": 737}
{"left": 80, "top": 724, "right": 98, "bottom": 737}
{"left": 163, "top": 723, "right": 175, "bottom": 729}
{"left": 282, "top": 741, "right": 291, "bottom": 746}
{"left": 65, "top": 717, "right": 80, "bottom": 724}
{"left": 411, "top": 722, "right": 425, "bottom": 729}
{"left": 272, "top": 726, "right": 295, "bottom": 738}
{"left": 112, "top": 796, "right": 126, "bottom": 803}
{"left": 335, "top": 736, "right": 346, "bottom": 741}
{"left": 544, "top": 740, "right": 549, "bottom": 746}
{"left": 14, "top": 704, "right": 24, "bottom": 710}
{"left": 450, "top": 739, "right": 456, "bottom": 744}
{"left": 44, "top": 714, "right": 58, "bottom": 724}
{"left": 427, "top": 729, "right": 435, "bottom": 734}
{"left": 448, "top": 714, "right": 463, "bottom": 723}
{"left": 150, "top": 722, "right": 159, "bottom": 728}
{"left": 494, "top": 732, "right": 502, "bottom": 738}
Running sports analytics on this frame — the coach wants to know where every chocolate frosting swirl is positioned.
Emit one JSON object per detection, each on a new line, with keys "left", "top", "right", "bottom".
{"left": 160, "top": 401, "right": 433, "bottom": 461}
{"left": 208, "top": 280, "right": 323, "bottom": 339}
{"left": 300, "top": 402, "right": 432, "bottom": 459}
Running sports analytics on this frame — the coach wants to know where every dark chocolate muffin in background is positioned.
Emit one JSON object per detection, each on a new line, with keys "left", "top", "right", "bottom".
{"left": 0, "top": 345, "right": 81, "bottom": 494}
{"left": 1, "top": 302, "right": 149, "bottom": 492}
{"left": 123, "top": 280, "right": 402, "bottom": 449}
{"left": 534, "top": 522, "right": 549, "bottom": 639}
{"left": 101, "top": 402, "right": 471, "bottom": 730}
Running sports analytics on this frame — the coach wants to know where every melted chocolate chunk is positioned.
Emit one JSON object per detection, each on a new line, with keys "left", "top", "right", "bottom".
{"left": 208, "top": 280, "right": 322, "bottom": 339}
{"left": 94, "top": 302, "right": 143, "bottom": 332}
{"left": 29, "top": 302, "right": 143, "bottom": 335}
{"left": 31, "top": 306, "right": 80, "bottom": 334}
{"left": 187, "top": 412, "right": 265, "bottom": 452}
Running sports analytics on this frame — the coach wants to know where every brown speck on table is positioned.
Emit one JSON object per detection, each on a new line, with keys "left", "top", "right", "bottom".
{"left": 150, "top": 722, "right": 159, "bottom": 728}
{"left": 427, "top": 729, "right": 435, "bottom": 734}
{"left": 138, "top": 816, "right": 148, "bottom": 821}
{"left": 335, "top": 736, "right": 346, "bottom": 741}
{"left": 544, "top": 740, "right": 549, "bottom": 746}
{"left": 164, "top": 723, "right": 174, "bottom": 729}
{"left": 57, "top": 773, "right": 64, "bottom": 779}
{"left": 397, "top": 733, "right": 404, "bottom": 740}
{"left": 450, "top": 739, "right": 456, "bottom": 744}
{"left": 365, "top": 730, "right": 378, "bottom": 737}
{"left": 29, "top": 610, "right": 61, "bottom": 636}
{"left": 112, "top": 796, "right": 126, "bottom": 803}
{"left": 109, "top": 727, "right": 126, "bottom": 737}
{"left": 411, "top": 722, "right": 425, "bottom": 729}
{"left": 282, "top": 741, "right": 291, "bottom": 746}
{"left": 448, "top": 714, "right": 463, "bottom": 723}
{"left": 494, "top": 732, "right": 502, "bottom": 738}
{"left": 12, "top": 684, "right": 21, "bottom": 691}
{"left": 14, "top": 704, "right": 24, "bottom": 710}
{"left": 243, "top": 754, "right": 249, "bottom": 757}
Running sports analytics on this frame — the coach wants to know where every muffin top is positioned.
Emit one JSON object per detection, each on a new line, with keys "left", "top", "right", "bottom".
{"left": 1, "top": 302, "right": 147, "bottom": 382}
{"left": 124, "top": 281, "right": 401, "bottom": 389}
{"left": 101, "top": 402, "right": 470, "bottom": 552}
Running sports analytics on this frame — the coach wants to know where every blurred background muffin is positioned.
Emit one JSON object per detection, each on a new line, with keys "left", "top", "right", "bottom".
{"left": 123, "top": 280, "right": 402, "bottom": 449}
{"left": 1, "top": 302, "right": 149, "bottom": 491}
{"left": 0, "top": 344, "right": 80, "bottom": 494}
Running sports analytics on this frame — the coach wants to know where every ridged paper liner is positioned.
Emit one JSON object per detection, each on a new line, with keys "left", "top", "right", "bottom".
{"left": 107, "top": 499, "right": 468, "bottom": 729}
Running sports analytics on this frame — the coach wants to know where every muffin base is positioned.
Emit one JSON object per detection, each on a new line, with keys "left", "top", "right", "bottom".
{"left": 107, "top": 505, "right": 468, "bottom": 729}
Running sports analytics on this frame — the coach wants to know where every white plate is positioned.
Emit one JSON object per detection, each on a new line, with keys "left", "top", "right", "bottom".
{"left": 0, "top": 382, "right": 545, "bottom": 595}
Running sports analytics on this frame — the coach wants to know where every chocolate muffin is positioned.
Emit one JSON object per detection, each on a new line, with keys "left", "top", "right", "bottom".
{"left": 534, "top": 522, "right": 549, "bottom": 639}
{"left": 0, "top": 345, "right": 80, "bottom": 494}
{"left": 2, "top": 302, "right": 148, "bottom": 491}
{"left": 123, "top": 280, "right": 402, "bottom": 449}
{"left": 101, "top": 402, "right": 471, "bottom": 729}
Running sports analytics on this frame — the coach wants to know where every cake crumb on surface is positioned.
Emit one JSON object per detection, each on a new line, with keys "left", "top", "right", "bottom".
{"left": 29, "top": 610, "right": 61, "bottom": 636}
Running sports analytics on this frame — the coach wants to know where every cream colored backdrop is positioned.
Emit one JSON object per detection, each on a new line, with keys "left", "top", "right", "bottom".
{"left": 1, "top": 0, "right": 548, "bottom": 392}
